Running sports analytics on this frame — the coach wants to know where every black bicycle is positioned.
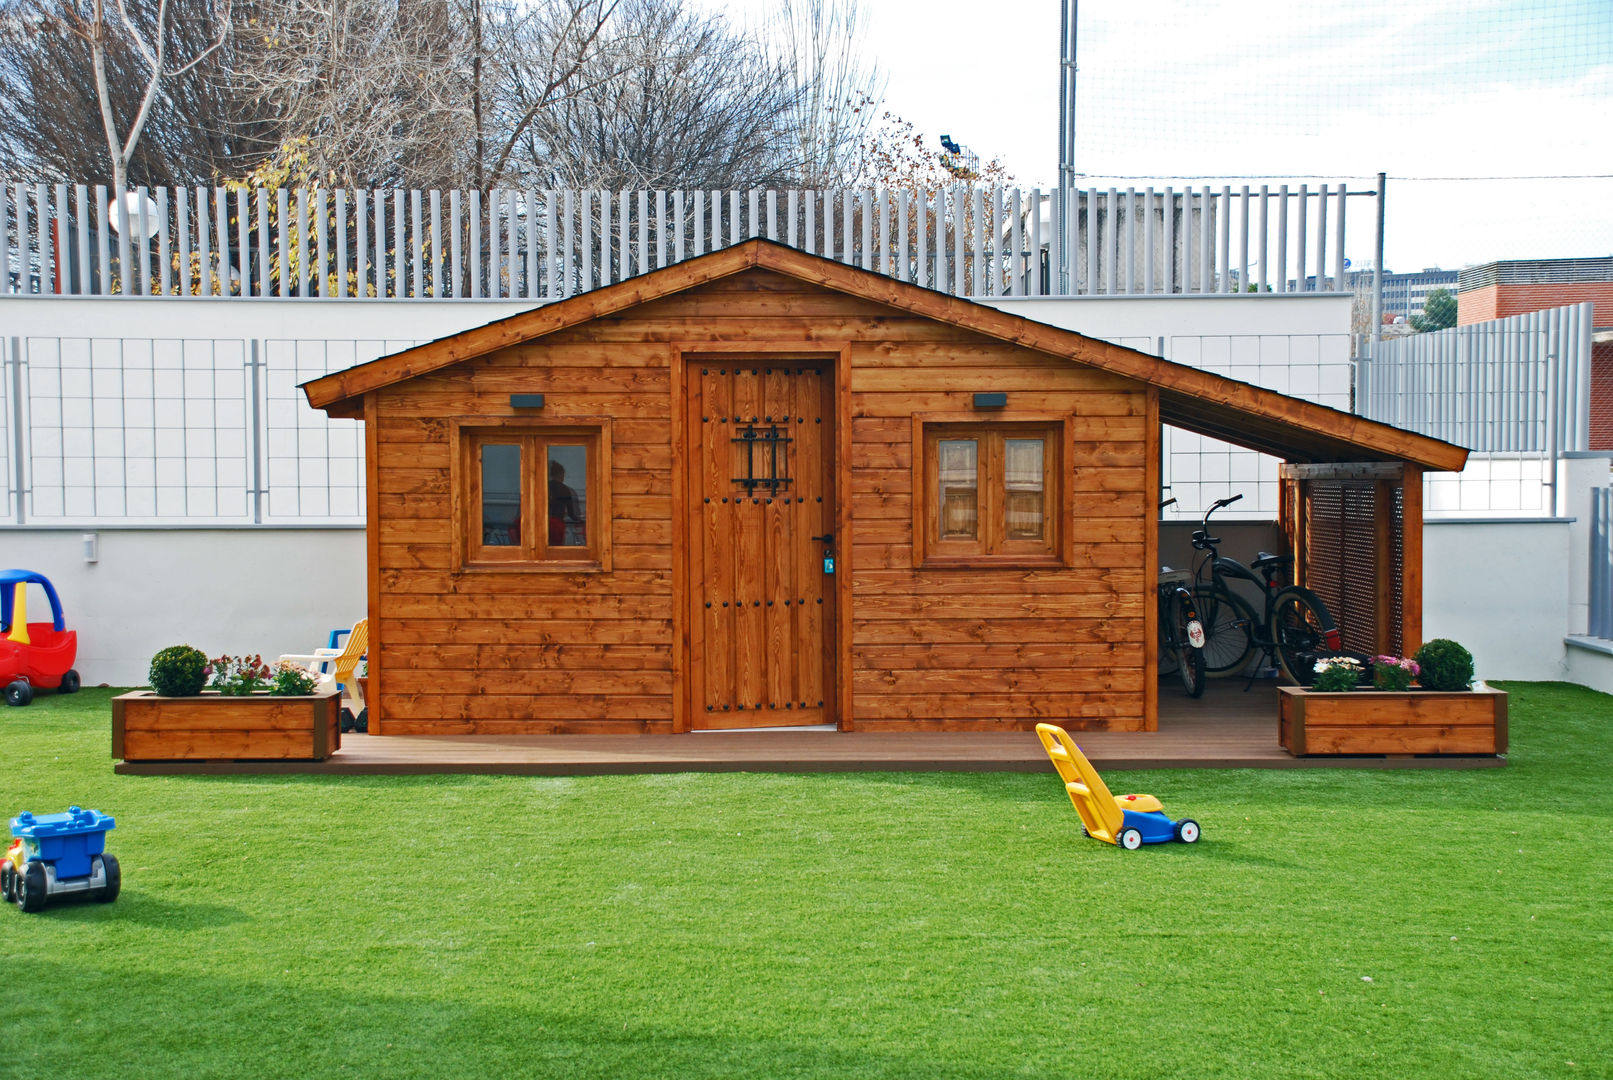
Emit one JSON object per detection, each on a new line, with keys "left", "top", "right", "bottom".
{"left": 1156, "top": 498, "right": 1206, "bottom": 697}
{"left": 1188, "top": 495, "right": 1342, "bottom": 685}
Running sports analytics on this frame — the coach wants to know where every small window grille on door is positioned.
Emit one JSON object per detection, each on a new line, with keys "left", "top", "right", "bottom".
{"left": 731, "top": 422, "right": 792, "bottom": 496}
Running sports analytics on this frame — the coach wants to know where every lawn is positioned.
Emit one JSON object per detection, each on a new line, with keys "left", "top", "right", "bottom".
{"left": 2, "top": 684, "right": 1609, "bottom": 1079}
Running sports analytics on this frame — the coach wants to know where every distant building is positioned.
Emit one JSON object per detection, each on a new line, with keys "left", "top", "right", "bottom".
{"left": 1457, "top": 257, "right": 1613, "bottom": 449}
{"left": 1292, "top": 267, "right": 1457, "bottom": 323}
{"left": 1380, "top": 268, "right": 1459, "bottom": 322}
{"left": 1456, "top": 257, "right": 1613, "bottom": 326}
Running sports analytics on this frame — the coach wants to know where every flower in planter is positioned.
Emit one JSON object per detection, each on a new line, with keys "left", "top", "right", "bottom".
{"left": 270, "top": 661, "right": 320, "bottom": 696}
{"left": 1311, "top": 656, "right": 1363, "bottom": 692}
{"left": 1370, "top": 655, "right": 1420, "bottom": 692}
{"left": 209, "top": 654, "right": 273, "bottom": 695}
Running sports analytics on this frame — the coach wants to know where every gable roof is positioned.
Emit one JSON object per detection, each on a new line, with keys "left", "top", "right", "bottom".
{"left": 304, "top": 238, "right": 1468, "bottom": 471}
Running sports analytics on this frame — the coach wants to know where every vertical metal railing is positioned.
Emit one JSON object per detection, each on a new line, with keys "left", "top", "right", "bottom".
{"left": 1356, "top": 303, "right": 1594, "bottom": 456}
{"left": 1591, "top": 488, "right": 1613, "bottom": 639}
{"left": 3, "top": 181, "right": 1367, "bottom": 301}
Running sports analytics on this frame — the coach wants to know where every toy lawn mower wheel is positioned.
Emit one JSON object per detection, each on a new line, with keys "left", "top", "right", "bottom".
{"left": 1, "top": 863, "right": 12, "bottom": 902}
{"left": 58, "top": 669, "right": 81, "bottom": 694}
{"left": 5, "top": 680, "right": 32, "bottom": 707}
{"left": 96, "top": 853, "right": 120, "bottom": 903}
{"left": 18, "top": 862, "right": 46, "bottom": 912}
{"left": 1119, "top": 827, "right": 1143, "bottom": 851}
{"left": 1175, "top": 819, "right": 1200, "bottom": 843}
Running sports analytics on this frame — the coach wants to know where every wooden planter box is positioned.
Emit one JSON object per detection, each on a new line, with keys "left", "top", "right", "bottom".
{"left": 112, "top": 685, "right": 342, "bottom": 762}
{"left": 1278, "top": 685, "right": 1507, "bottom": 756}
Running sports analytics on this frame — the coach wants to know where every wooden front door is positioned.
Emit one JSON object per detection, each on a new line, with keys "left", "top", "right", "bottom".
{"left": 687, "top": 361, "right": 836, "bottom": 728}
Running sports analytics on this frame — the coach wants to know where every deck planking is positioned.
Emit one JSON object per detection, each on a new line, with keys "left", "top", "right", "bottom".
{"left": 114, "top": 683, "right": 1505, "bottom": 776}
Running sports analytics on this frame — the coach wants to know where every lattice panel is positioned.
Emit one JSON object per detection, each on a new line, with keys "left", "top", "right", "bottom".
{"left": 1303, "top": 479, "right": 1388, "bottom": 655}
{"left": 1389, "top": 485, "right": 1405, "bottom": 657}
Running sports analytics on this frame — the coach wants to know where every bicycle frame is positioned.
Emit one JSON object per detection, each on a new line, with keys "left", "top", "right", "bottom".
{"left": 1189, "top": 495, "right": 1343, "bottom": 680}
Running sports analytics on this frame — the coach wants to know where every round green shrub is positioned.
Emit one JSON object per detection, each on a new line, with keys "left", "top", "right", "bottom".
{"left": 1414, "top": 638, "right": 1474, "bottom": 691}
{"left": 148, "top": 645, "right": 209, "bottom": 697}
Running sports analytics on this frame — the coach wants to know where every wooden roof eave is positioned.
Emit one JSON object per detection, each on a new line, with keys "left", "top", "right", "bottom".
{"left": 303, "top": 238, "right": 1470, "bottom": 473}
{"left": 302, "top": 245, "right": 764, "bottom": 410}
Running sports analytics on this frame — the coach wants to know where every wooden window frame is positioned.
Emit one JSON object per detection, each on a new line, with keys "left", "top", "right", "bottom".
{"left": 450, "top": 418, "right": 612, "bottom": 573}
{"left": 912, "top": 415, "right": 1071, "bottom": 569}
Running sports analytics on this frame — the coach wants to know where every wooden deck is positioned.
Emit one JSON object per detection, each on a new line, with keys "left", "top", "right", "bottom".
{"left": 115, "top": 682, "right": 1506, "bottom": 776}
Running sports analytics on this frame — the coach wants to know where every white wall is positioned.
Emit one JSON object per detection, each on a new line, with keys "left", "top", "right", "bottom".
{"left": 2, "top": 292, "right": 1353, "bottom": 357}
{"left": 0, "top": 295, "right": 531, "bottom": 348}
{"left": 4, "top": 527, "right": 365, "bottom": 686}
{"left": 1423, "top": 518, "right": 1572, "bottom": 681}
{"left": 986, "top": 293, "right": 1354, "bottom": 344}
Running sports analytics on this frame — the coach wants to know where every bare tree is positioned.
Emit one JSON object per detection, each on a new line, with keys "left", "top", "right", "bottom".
{"left": 38, "top": 0, "right": 233, "bottom": 193}
{"left": 524, "top": 0, "right": 802, "bottom": 191}
{"left": 230, "top": 0, "right": 616, "bottom": 190}
{"left": 0, "top": 0, "right": 258, "bottom": 184}
{"left": 767, "top": 0, "right": 884, "bottom": 186}
{"left": 230, "top": 0, "right": 468, "bottom": 188}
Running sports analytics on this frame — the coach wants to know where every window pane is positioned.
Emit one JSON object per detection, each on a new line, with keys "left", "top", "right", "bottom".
{"left": 547, "top": 444, "right": 588, "bottom": 547}
{"left": 481, "top": 443, "right": 522, "bottom": 546}
{"left": 1004, "top": 438, "right": 1045, "bottom": 540}
{"left": 938, "top": 439, "right": 978, "bottom": 540}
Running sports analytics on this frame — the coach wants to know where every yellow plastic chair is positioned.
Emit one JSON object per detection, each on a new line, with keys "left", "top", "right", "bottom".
{"left": 279, "top": 619, "right": 368, "bottom": 710}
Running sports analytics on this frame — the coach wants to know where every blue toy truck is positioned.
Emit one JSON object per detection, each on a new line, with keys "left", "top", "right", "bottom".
{"left": 2, "top": 807, "right": 119, "bottom": 913}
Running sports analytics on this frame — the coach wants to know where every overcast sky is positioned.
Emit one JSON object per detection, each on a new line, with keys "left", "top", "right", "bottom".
{"left": 720, "top": 0, "right": 1613, "bottom": 273}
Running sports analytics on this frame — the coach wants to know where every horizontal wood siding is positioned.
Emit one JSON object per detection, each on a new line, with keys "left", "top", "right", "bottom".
{"left": 374, "top": 328, "right": 675, "bottom": 733}
{"left": 850, "top": 337, "right": 1149, "bottom": 731}
{"left": 371, "top": 268, "right": 1150, "bottom": 732}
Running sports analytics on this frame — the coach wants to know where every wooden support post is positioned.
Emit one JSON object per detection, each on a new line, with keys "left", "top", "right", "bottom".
{"left": 1374, "top": 478, "right": 1394, "bottom": 655}
{"left": 1144, "top": 388, "right": 1161, "bottom": 732}
{"left": 1401, "top": 465, "right": 1423, "bottom": 656}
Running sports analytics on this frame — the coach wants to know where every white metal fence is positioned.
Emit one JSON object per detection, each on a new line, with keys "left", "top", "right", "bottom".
{"left": 1592, "top": 487, "right": 1613, "bottom": 639}
{"left": 2, "top": 330, "right": 1350, "bottom": 528}
{"left": 1357, "top": 303, "right": 1594, "bottom": 455}
{"left": 2, "top": 181, "right": 1365, "bottom": 301}
{"left": 2, "top": 335, "right": 401, "bottom": 526}
{"left": 1357, "top": 303, "right": 1596, "bottom": 517}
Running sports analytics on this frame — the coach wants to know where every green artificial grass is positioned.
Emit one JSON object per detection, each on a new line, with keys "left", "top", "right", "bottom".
{"left": 2, "top": 684, "right": 1610, "bottom": 1079}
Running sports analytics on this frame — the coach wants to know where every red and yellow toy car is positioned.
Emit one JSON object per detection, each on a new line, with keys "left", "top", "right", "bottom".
{"left": 1, "top": 569, "right": 80, "bottom": 707}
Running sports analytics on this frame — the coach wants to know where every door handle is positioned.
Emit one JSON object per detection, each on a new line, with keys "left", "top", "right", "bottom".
{"left": 810, "top": 532, "right": 834, "bottom": 544}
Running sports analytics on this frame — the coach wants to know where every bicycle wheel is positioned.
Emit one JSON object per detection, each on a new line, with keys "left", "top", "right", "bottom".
{"left": 1191, "top": 586, "right": 1257, "bottom": 677}
{"left": 1171, "top": 594, "right": 1206, "bottom": 698}
{"left": 1271, "top": 588, "right": 1339, "bottom": 685}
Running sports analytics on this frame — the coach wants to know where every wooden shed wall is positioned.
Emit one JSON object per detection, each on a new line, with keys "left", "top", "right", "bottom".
{"left": 367, "top": 268, "right": 1152, "bottom": 734}
{"left": 847, "top": 344, "right": 1151, "bottom": 731}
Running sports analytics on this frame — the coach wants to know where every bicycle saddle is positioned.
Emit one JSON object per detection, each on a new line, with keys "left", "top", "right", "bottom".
{"left": 1250, "top": 551, "right": 1293, "bottom": 571}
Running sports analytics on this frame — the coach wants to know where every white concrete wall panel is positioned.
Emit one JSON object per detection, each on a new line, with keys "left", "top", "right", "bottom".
{"left": 1423, "top": 519, "right": 1572, "bottom": 681}
{"left": 4, "top": 528, "right": 365, "bottom": 686}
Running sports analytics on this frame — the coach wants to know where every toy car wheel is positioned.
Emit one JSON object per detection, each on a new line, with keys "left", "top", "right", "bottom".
{"left": 18, "top": 862, "right": 47, "bottom": 913}
{"left": 96, "top": 853, "right": 121, "bottom": 903}
{"left": 0, "top": 863, "right": 12, "bottom": 902}
{"left": 1118, "top": 827, "right": 1143, "bottom": 850}
{"left": 340, "top": 708, "right": 355, "bottom": 734}
{"left": 1175, "top": 819, "right": 1201, "bottom": 844}
{"left": 58, "top": 669, "right": 81, "bottom": 694}
{"left": 354, "top": 709, "right": 368, "bottom": 734}
{"left": 5, "top": 680, "right": 32, "bottom": 707}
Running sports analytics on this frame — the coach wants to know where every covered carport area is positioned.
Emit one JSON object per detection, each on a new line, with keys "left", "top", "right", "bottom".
{"left": 1152, "top": 381, "right": 1469, "bottom": 704}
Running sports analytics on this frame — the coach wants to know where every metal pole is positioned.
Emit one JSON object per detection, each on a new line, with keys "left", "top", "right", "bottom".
{"left": 8, "top": 337, "right": 25, "bottom": 524}
{"left": 249, "top": 339, "right": 264, "bottom": 525}
{"left": 1372, "top": 172, "right": 1386, "bottom": 356}
{"left": 1057, "top": 0, "right": 1078, "bottom": 294}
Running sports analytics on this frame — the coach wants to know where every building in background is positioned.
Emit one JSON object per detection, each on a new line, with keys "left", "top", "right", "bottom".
{"left": 1457, "top": 257, "right": 1613, "bottom": 449}
{"left": 1381, "top": 268, "right": 1459, "bottom": 323}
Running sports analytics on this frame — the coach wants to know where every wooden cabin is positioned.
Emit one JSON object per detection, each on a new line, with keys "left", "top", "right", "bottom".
{"left": 303, "top": 240, "right": 1467, "bottom": 736}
